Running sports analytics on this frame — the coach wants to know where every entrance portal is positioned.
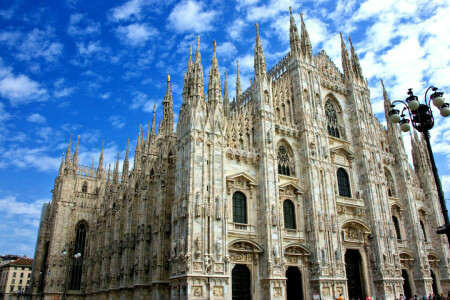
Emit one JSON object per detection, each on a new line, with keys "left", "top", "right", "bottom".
{"left": 232, "top": 264, "right": 251, "bottom": 300}
{"left": 401, "top": 269, "right": 412, "bottom": 299}
{"left": 430, "top": 270, "right": 439, "bottom": 295}
{"left": 286, "top": 266, "right": 303, "bottom": 300}
{"left": 345, "top": 249, "right": 364, "bottom": 300}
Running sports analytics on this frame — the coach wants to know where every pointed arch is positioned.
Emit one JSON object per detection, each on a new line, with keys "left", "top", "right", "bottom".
{"left": 70, "top": 220, "right": 88, "bottom": 290}
{"left": 277, "top": 140, "right": 295, "bottom": 176}
{"left": 324, "top": 94, "right": 344, "bottom": 139}
{"left": 82, "top": 181, "right": 88, "bottom": 193}
{"left": 384, "top": 167, "right": 396, "bottom": 197}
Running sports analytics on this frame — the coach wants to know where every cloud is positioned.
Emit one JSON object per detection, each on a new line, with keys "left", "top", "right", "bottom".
{"left": 129, "top": 91, "right": 158, "bottom": 112}
{"left": 216, "top": 42, "right": 238, "bottom": 60}
{"left": 109, "top": 0, "right": 144, "bottom": 22}
{"left": 54, "top": 87, "right": 74, "bottom": 98}
{"left": 228, "top": 19, "right": 246, "bottom": 40}
{"left": 0, "top": 196, "right": 49, "bottom": 256}
{"left": 0, "top": 145, "right": 61, "bottom": 171}
{"left": 68, "top": 13, "right": 101, "bottom": 36}
{"left": 0, "top": 27, "right": 63, "bottom": 63}
{"left": 27, "top": 113, "right": 46, "bottom": 123}
{"left": 100, "top": 92, "right": 111, "bottom": 99}
{"left": 0, "top": 73, "right": 47, "bottom": 105}
{"left": 116, "top": 23, "right": 158, "bottom": 46}
{"left": 109, "top": 115, "right": 126, "bottom": 129}
{"left": 168, "top": 0, "right": 218, "bottom": 33}
{"left": 76, "top": 41, "right": 104, "bottom": 56}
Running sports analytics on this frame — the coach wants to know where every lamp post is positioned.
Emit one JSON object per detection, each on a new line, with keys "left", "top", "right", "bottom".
{"left": 60, "top": 246, "right": 81, "bottom": 300}
{"left": 388, "top": 86, "right": 450, "bottom": 244}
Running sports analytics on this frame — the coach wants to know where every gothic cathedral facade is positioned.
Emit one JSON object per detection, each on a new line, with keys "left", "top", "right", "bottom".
{"left": 32, "top": 8, "right": 450, "bottom": 300}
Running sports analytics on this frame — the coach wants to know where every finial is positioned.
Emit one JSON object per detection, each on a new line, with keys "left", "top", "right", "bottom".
{"left": 213, "top": 40, "right": 216, "bottom": 53}
{"left": 289, "top": 6, "right": 293, "bottom": 14}
{"left": 168, "top": 74, "right": 170, "bottom": 82}
{"left": 300, "top": 12, "right": 304, "bottom": 23}
{"left": 236, "top": 59, "right": 239, "bottom": 68}
{"left": 255, "top": 23, "right": 259, "bottom": 34}
{"left": 196, "top": 36, "right": 200, "bottom": 49}
{"left": 224, "top": 70, "right": 227, "bottom": 77}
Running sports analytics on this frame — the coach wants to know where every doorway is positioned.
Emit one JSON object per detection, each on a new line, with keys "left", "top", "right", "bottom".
{"left": 345, "top": 249, "right": 365, "bottom": 300}
{"left": 430, "top": 269, "right": 439, "bottom": 295}
{"left": 232, "top": 264, "right": 251, "bottom": 300}
{"left": 402, "top": 269, "right": 412, "bottom": 299}
{"left": 286, "top": 266, "right": 303, "bottom": 300}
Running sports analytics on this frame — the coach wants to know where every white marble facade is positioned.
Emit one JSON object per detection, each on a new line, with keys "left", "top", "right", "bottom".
{"left": 32, "top": 8, "right": 450, "bottom": 300}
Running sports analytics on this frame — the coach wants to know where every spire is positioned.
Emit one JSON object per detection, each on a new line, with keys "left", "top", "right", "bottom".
{"left": 122, "top": 139, "right": 129, "bottom": 182}
{"left": 208, "top": 40, "right": 222, "bottom": 106}
{"left": 150, "top": 104, "right": 156, "bottom": 140}
{"left": 340, "top": 32, "right": 353, "bottom": 82}
{"left": 146, "top": 120, "right": 150, "bottom": 142}
{"left": 65, "top": 134, "right": 72, "bottom": 163}
{"left": 58, "top": 153, "right": 65, "bottom": 176}
{"left": 254, "top": 23, "right": 267, "bottom": 80}
{"left": 223, "top": 70, "right": 230, "bottom": 117}
{"left": 289, "top": 7, "right": 301, "bottom": 57}
{"left": 98, "top": 140, "right": 104, "bottom": 171}
{"left": 187, "top": 44, "right": 193, "bottom": 72}
{"left": 134, "top": 125, "right": 142, "bottom": 169}
{"left": 236, "top": 59, "right": 242, "bottom": 103}
{"left": 161, "top": 75, "right": 174, "bottom": 134}
{"left": 113, "top": 152, "right": 120, "bottom": 184}
{"left": 107, "top": 164, "right": 111, "bottom": 181}
{"left": 381, "top": 79, "right": 392, "bottom": 120}
{"left": 300, "top": 13, "right": 313, "bottom": 60}
{"left": 348, "top": 37, "right": 363, "bottom": 82}
{"left": 195, "top": 36, "right": 201, "bottom": 64}
{"left": 73, "top": 135, "right": 80, "bottom": 167}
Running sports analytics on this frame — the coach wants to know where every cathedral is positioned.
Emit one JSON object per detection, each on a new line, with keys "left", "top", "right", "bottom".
{"left": 31, "top": 8, "right": 450, "bottom": 300}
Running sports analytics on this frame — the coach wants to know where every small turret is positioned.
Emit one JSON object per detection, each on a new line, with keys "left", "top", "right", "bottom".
{"left": 150, "top": 104, "right": 156, "bottom": 140}
{"left": 193, "top": 36, "right": 204, "bottom": 96}
{"left": 340, "top": 33, "right": 353, "bottom": 82}
{"left": 289, "top": 7, "right": 301, "bottom": 57}
{"left": 223, "top": 71, "right": 230, "bottom": 117}
{"left": 254, "top": 23, "right": 267, "bottom": 81}
{"left": 161, "top": 75, "right": 174, "bottom": 135}
{"left": 122, "top": 139, "right": 129, "bottom": 182}
{"left": 113, "top": 152, "right": 120, "bottom": 184}
{"left": 98, "top": 141, "right": 104, "bottom": 171}
{"left": 73, "top": 135, "right": 80, "bottom": 167}
{"left": 349, "top": 37, "right": 364, "bottom": 83}
{"left": 300, "top": 13, "right": 313, "bottom": 60}
{"left": 208, "top": 40, "right": 222, "bottom": 107}
{"left": 236, "top": 59, "right": 242, "bottom": 104}
{"left": 134, "top": 125, "right": 142, "bottom": 169}
{"left": 64, "top": 134, "right": 72, "bottom": 168}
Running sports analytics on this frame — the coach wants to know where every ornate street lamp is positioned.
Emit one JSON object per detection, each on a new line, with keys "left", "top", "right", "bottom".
{"left": 388, "top": 86, "right": 450, "bottom": 244}
{"left": 60, "top": 245, "right": 81, "bottom": 300}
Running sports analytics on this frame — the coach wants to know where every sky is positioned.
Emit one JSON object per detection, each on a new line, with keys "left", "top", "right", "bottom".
{"left": 0, "top": 0, "right": 449, "bottom": 257}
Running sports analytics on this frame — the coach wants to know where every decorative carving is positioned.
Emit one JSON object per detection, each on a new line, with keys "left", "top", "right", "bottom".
{"left": 273, "top": 287, "right": 282, "bottom": 297}
{"left": 213, "top": 286, "right": 224, "bottom": 296}
{"left": 195, "top": 192, "right": 201, "bottom": 218}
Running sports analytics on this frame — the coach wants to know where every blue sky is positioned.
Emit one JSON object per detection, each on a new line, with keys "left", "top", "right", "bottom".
{"left": 0, "top": 0, "right": 449, "bottom": 257}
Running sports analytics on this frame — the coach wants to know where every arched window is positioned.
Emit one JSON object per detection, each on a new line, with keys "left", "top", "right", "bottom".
{"left": 325, "top": 100, "right": 340, "bottom": 138}
{"left": 337, "top": 168, "right": 351, "bottom": 197}
{"left": 82, "top": 182, "right": 88, "bottom": 193}
{"left": 70, "top": 222, "right": 87, "bottom": 290}
{"left": 392, "top": 216, "right": 402, "bottom": 239}
{"left": 283, "top": 200, "right": 296, "bottom": 229}
{"left": 420, "top": 220, "right": 427, "bottom": 242}
{"left": 278, "top": 145, "right": 294, "bottom": 176}
{"left": 385, "top": 169, "right": 396, "bottom": 197}
{"left": 233, "top": 192, "right": 247, "bottom": 224}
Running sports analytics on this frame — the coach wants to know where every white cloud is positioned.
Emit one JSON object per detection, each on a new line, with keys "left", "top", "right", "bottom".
{"left": 109, "top": 0, "right": 143, "bottom": 22}
{"left": 54, "top": 87, "right": 74, "bottom": 98}
{"left": 100, "top": 92, "right": 111, "bottom": 99}
{"left": 130, "top": 91, "right": 158, "bottom": 112}
{"left": 27, "top": 113, "right": 46, "bottom": 123}
{"left": 109, "top": 115, "right": 126, "bottom": 129}
{"left": 0, "top": 27, "right": 63, "bottom": 63}
{"left": 0, "top": 196, "right": 48, "bottom": 218}
{"left": 168, "top": 0, "right": 218, "bottom": 33}
{"left": 0, "top": 73, "right": 47, "bottom": 105}
{"left": 68, "top": 13, "right": 101, "bottom": 36}
{"left": 228, "top": 19, "right": 246, "bottom": 40}
{"left": 116, "top": 23, "right": 158, "bottom": 46}
{"left": 216, "top": 42, "right": 237, "bottom": 60}
{"left": 77, "top": 41, "right": 103, "bottom": 56}
{"left": 0, "top": 146, "right": 61, "bottom": 171}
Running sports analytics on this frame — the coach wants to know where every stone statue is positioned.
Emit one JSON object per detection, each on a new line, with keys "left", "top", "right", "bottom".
{"left": 215, "top": 196, "right": 222, "bottom": 220}
{"left": 179, "top": 236, "right": 185, "bottom": 255}
{"left": 171, "top": 240, "right": 176, "bottom": 258}
{"left": 195, "top": 192, "right": 201, "bottom": 218}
